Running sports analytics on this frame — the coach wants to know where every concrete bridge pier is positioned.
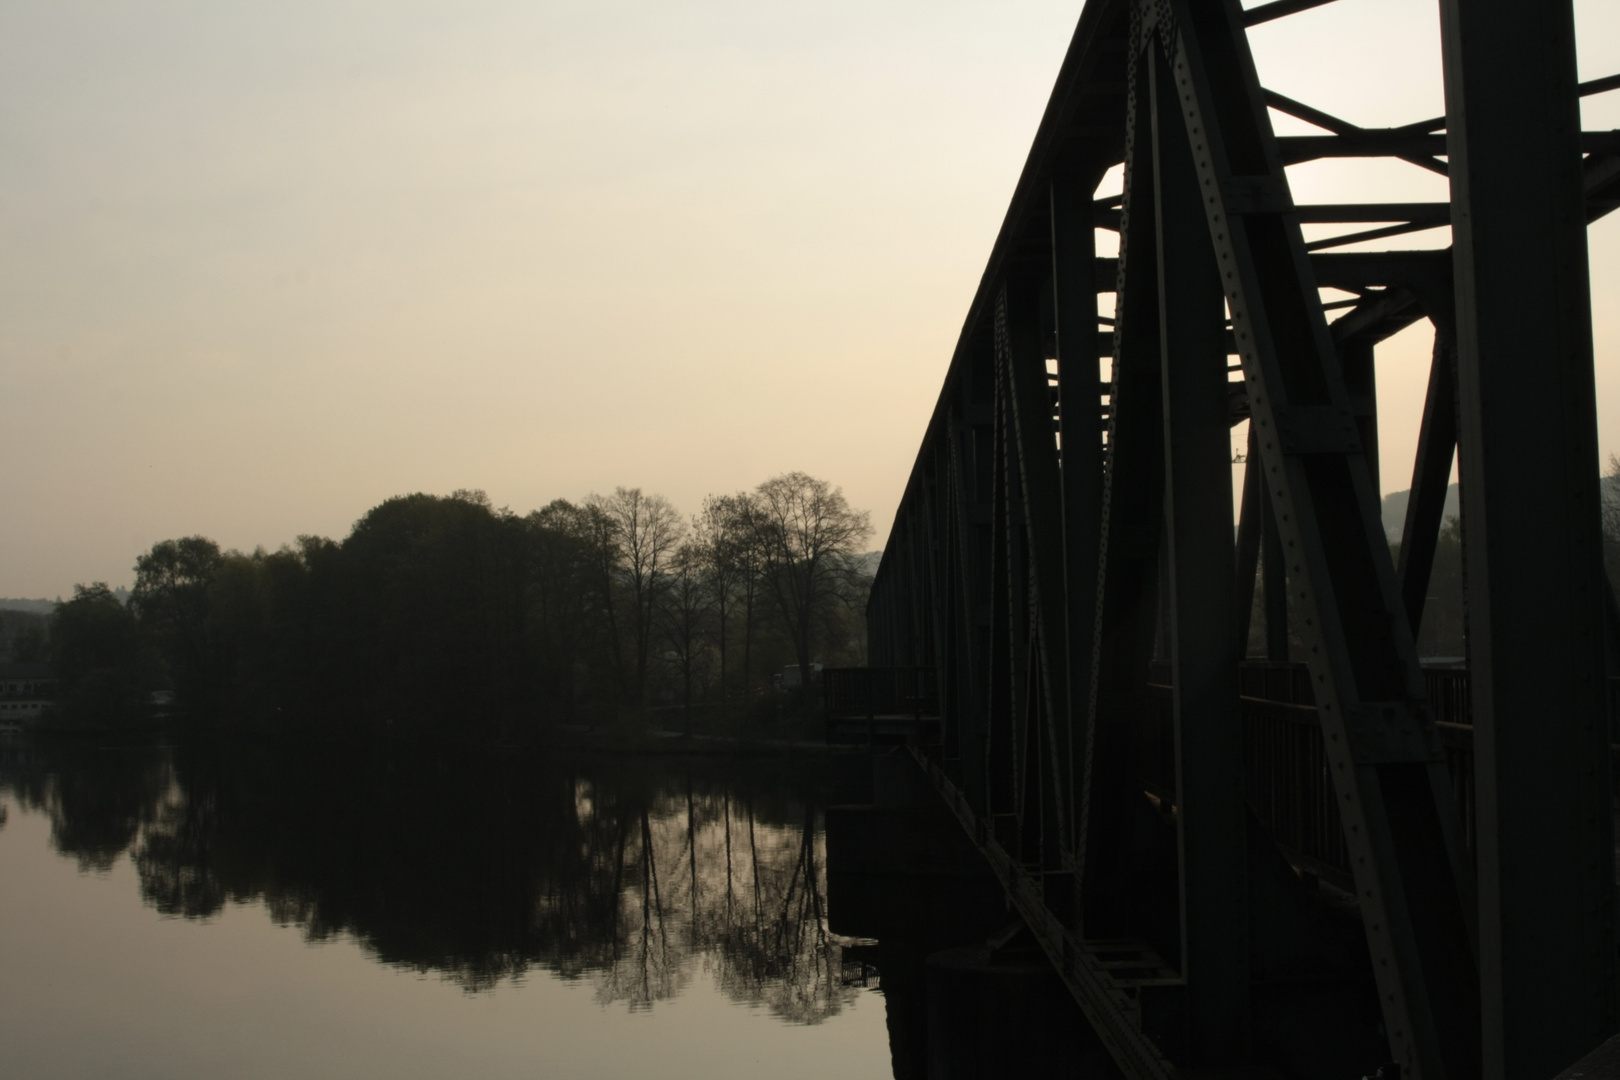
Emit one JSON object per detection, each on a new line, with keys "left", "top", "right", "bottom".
{"left": 927, "top": 927, "right": 1121, "bottom": 1080}
{"left": 828, "top": 749, "right": 1122, "bottom": 1078}
{"left": 826, "top": 747, "right": 1003, "bottom": 943}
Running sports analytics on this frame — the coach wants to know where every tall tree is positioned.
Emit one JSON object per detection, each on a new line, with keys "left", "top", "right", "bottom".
{"left": 131, "top": 536, "right": 222, "bottom": 697}
{"left": 588, "top": 488, "right": 685, "bottom": 705}
{"left": 52, "top": 582, "right": 150, "bottom": 720}
{"left": 526, "top": 499, "right": 613, "bottom": 722}
{"left": 750, "top": 473, "right": 871, "bottom": 698}
{"left": 334, "top": 491, "right": 527, "bottom": 730}
{"left": 692, "top": 494, "right": 753, "bottom": 715}
{"left": 734, "top": 495, "right": 768, "bottom": 702}
{"left": 657, "top": 541, "right": 713, "bottom": 735}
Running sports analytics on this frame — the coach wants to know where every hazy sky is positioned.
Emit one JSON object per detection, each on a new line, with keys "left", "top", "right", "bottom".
{"left": 3, "top": 1, "right": 1618, "bottom": 598}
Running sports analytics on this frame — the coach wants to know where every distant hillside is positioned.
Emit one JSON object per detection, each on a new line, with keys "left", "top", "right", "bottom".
{"left": 0, "top": 607, "right": 50, "bottom": 661}
{"left": 0, "top": 598, "right": 58, "bottom": 615}
{"left": 1382, "top": 473, "right": 1620, "bottom": 541}
{"left": 0, "top": 588, "right": 127, "bottom": 614}
{"left": 1381, "top": 486, "right": 1460, "bottom": 542}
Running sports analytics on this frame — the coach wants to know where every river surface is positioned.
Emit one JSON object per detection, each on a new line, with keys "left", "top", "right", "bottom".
{"left": 0, "top": 733, "right": 894, "bottom": 1080}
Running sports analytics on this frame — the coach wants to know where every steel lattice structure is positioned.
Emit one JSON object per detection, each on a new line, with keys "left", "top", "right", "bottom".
{"left": 865, "top": 1, "right": 1620, "bottom": 1077}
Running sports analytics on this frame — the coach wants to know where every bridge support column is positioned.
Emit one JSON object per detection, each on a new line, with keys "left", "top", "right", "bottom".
{"left": 826, "top": 750, "right": 1005, "bottom": 944}
{"left": 1079, "top": 21, "right": 1166, "bottom": 938}
{"left": 927, "top": 935, "right": 1120, "bottom": 1080}
{"left": 1441, "top": 0, "right": 1617, "bottom": 1073}
{"left": 1051, "top": 165, "right": 1106, "bottom": 890}
{"left": 1149, "top": 44, "right": 1249, "bottom": 1066}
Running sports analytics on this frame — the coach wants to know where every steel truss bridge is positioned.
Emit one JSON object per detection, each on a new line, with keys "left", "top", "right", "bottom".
{"left": 860, "top": 1, "right": 1620, "bottom": 1077}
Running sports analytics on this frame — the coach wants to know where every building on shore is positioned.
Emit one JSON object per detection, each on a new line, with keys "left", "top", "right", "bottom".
{"left": 0, "top": 662, "right": 57, "bottom": 722}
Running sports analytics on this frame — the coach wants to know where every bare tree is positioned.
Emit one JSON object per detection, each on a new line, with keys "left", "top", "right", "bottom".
{"left": 734, "top": 497, "right": 768, "bottom": 702}
{"left": 692, "top": 494, "right": 756, "bottom": 716}
{"left": 750, "top": 473, "right": 872, "bottom": 699}
{"left": 587, "top": 488, "right": 685, "bottom": 705}
{"left": 572, "top": 498, "right": 629, "bottom": 701}
{"left": 657, "top": 541, "right": 713, "bottom": 735}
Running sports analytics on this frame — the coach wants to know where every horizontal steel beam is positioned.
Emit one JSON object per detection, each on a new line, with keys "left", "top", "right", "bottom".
{"left": 1280, "top": 131, "right": 1618, "bottom": 164}
{"left": 1296, "top": 203, "right": 1450, "bottom": 223}
{"left": 1097, "top": 251, "right": 1454, "bottom": 291}
{"left": 1243, "top": 0, "right": 1341, "bottom": 27}
{"left": 1304, "top": 220, "right": 1449, "bottom": 251}
{"left": 1099, "top": 202, "right": 1451, "bottom": 231}
{"left": 1278, "top": 133, "right": 1448, "bottom": 160}
{"left": 1581, "top": 72, "right": 1620, "bottom": 97}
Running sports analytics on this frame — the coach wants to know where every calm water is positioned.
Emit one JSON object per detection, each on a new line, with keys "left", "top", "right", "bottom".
{"left": 0, "top": 734, "right": 893, "bottom": 1080}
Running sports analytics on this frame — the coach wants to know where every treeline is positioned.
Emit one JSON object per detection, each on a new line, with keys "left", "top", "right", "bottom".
{"left": 40, "top": 470, "right": 873, "bottom": 737}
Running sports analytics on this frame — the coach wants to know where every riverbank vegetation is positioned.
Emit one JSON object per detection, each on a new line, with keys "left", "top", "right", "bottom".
{"left": 22, "top": 471, "right": 873, "bottom": 739}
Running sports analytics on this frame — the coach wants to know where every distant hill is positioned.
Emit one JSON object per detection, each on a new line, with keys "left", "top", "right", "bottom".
{"left": 0, "top": 607, "right": 50, "bottom": 661}
{"left": 0, "top": 587, "right": 127, "bottom": 614}
{"left": 0, "top": 598, "right": 58, "bottom": 615}
{"left": 1381, "top": 473, "right": 1620, "bottom": 541}
{"left": 1381, "top": 486, "right": 1460, "bottom": 542}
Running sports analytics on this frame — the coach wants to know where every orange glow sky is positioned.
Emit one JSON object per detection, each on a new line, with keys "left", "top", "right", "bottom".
{"left": 3, "top": 0, "right": 1618, "bottom": 597}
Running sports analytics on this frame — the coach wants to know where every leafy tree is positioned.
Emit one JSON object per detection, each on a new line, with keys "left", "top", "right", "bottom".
{"left": 335, "top": 490, "right": 528, "bottom": 732}
{"left": 12, "top": 624, "right": 49, "bottom": 663}
{"left": 2, "top": 608, "right": 56, "bottom": 662}
{"left": 51, "top": 582, "right": 151, "bottom": 721}
{"left": 131, "top": 536, "right": 223, "bottom": 699}
{"left": 200, "top": 544, "right": 324, "bottom": 716}
{"left": 526, "top": 499, "right": 619, "bottom": 723}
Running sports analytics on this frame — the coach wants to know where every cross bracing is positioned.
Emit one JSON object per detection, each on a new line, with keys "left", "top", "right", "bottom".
{"left": 864, "top": 1, "right": 1620, "bottom": 1077}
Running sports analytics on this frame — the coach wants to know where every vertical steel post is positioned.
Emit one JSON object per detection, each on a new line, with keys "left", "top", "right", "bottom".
{"left": 1439, "top": 0, "right": 1617, "bottom": 1073}
{"left": 1005, "top": 267, "right": 1079, "bottom": 861}
{"left": 1342, "top": 342, "right": 1380, "bottom": 499}
{"left": 1261, "top": 494, "right": 1288, "bottom": 662}
{"left": 1396, "top": 327, "right": 1458, "bottom": 637}
{"left": 1077, "top": 22, "right": 1166, "bottom": 933}
{"left": 1161, "top": 1, "right": 1480, "bottom": 1074}
{"left": 1150, "top": 44, "right": 1250, "bottom": 1063}
{"left": 956, "top": 334, "right": 997, "bottom": 808}
{"left": 1235, "top": 429, "right": 1263, "bottom": 657}
{"left": 1053, "top": 170, "right": 1104, "bottom": 875}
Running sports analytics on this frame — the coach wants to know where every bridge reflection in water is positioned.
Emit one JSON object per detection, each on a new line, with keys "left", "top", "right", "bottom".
{"left": 848, "top": 0, "right": 1620, "bottom": 1076}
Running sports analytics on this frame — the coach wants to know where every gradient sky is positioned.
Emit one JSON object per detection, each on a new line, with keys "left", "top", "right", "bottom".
{"left": 3, "top": 1, "right": 1618, "bottom": 598}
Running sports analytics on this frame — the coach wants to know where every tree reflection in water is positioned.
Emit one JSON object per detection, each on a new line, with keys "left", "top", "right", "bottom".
{"left": 0, "top": 735, "right": 861, "bottom": 1024}
{"left": 0, "top": 737, "right": 173, "bottom": 873}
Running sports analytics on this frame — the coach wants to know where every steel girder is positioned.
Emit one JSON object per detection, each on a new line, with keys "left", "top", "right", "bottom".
{"left": 865, "top": 0, "right": 1617, "bottom": 1076}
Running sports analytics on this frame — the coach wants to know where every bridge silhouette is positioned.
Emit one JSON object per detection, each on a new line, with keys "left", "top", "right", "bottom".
{"left": 837, "top": 1, "right": 1620, "bottom": 1077}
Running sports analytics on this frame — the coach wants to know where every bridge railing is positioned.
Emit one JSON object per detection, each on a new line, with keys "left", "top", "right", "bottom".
{"left": 1141, "top": 662, "right": 1620, "bottom": 888}
{"left": 823, "top": 668, "right": 940, "bottom": 746}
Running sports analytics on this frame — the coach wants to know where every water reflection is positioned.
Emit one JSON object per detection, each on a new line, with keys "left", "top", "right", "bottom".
{"left": 0, "top": 734, "right": 857, "bottom": 1024}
